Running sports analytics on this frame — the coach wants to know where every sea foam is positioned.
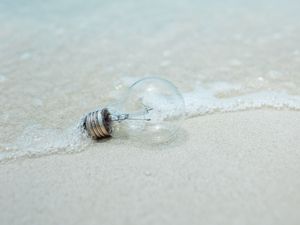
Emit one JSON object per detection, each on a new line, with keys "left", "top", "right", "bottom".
{"left": 184, "top": 87, "right": 300, "bottom": 117}
{"left": 1, "top": 79, "right": 300, "bottom": 162}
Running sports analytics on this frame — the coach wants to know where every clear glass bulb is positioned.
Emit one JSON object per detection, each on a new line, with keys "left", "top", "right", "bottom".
{"left": 82, "top": 77, "right": 185, "bottom": 144}
{"left": 108, "top": 77, "right": 185, "bottom": 143}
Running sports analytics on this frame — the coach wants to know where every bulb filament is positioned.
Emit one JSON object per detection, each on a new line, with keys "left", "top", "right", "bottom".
{"left": 110, "top": 105, "right": 153, "bottom": 122}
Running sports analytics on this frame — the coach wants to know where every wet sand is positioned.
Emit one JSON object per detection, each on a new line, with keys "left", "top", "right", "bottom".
{"left": 1, "top": 110, "right": 299, "bottom": 225}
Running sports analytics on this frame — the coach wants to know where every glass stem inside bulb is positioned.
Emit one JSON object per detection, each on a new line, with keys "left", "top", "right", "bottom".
{"left": 109, "top": 105, "right": 153, "bottom": 122}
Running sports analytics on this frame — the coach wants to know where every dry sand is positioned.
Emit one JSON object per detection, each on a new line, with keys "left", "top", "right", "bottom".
{"left": 1, "top": 110, "right": 299, "bottom": 225}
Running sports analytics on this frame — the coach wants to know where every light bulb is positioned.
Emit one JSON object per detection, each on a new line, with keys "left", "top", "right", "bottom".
{"left": 82, "top": 77, "right": 185, "bottom": 144}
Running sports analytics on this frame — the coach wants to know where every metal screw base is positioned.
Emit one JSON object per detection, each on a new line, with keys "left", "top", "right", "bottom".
{"left": 83, "top": 108, "right": 112, "bottom": 139}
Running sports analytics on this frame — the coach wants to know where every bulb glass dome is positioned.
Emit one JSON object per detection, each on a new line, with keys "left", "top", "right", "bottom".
{"left": 108, "top": 77, "right": 185, "bottom": 143}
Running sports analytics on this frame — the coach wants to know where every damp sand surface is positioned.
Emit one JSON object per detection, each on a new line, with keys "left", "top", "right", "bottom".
{"left": 1, "top": 0, "right": 300, "bottom": 224}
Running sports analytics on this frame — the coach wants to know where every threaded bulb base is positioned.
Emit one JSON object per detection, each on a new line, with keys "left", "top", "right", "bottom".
{"left": 83, "top": 108, "right": 112, "bottom": 139}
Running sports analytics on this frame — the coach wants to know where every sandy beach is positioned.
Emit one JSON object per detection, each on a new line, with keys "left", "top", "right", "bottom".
{"left": 1, "top": 110, "right": 300, "bottom": 225}
{"left": 1, "top": 0, "right": 300, "bottom": 224}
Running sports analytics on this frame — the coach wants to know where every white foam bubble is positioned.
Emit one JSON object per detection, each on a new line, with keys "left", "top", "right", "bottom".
{"left": 184, "top": 87, "right": 300, "bottom": 118}
{"left": 0, "top": 124, "right": 92, "bottom": 162}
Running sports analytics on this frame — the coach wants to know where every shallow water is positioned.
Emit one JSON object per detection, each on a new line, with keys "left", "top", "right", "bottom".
{"left": 1, "top": 0, "right": 300, "bottom": 161}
